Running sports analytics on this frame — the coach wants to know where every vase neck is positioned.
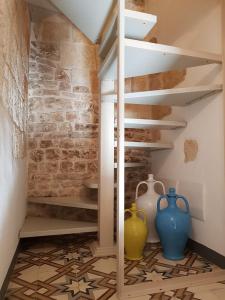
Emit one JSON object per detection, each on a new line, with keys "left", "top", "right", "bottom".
{"left": 146, "top": 181, "right": 157, "bottom": 193}
{"left": 167, "top": 197, "right": 177, "bottom": 208}
{"left": 167, "top": 187, "right": 177, "bottom": 208}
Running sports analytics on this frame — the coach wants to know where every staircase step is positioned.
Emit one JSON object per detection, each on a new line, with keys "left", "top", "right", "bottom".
{"left": 121, "top": 119, "right": 187, "bottom": 129}
{"left": 124, "top": 9, "right": 157, "bottom": 40}
{"left": 28, "top": 196, "right": 98, "bottom": 210}
{"left": 99, "top": 9, "right": 157, "bottom": 58}
{"left": 114, "top": 141, "right": 173, "bottom": 150}
{"left": 20, "top": 217, "right": 98, "bottom": 238}
{"left": 50, "top": 0, "right": 114, "bottom": 43}
{"left": 84, "top": 178, "right": 116, "bottom": 190}
{"left": 84, "top": 163, "right": 146, "bottom": 189}
{"left": 103, "top": 85, "right": 223, "bottom": 106}
{"left": 114, "top": 162, "right": 146, "bottom": 168}
{"left": 84, "top": 178, "right": 99, "bottom": 189}
{"left": 100, "top": 39, "right": 222, "bottom": 79}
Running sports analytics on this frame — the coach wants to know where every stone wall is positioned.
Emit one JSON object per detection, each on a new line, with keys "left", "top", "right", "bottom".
{"left": 28, "top": 13, "right": 99, "bottom": 199}
{"left": 27, "top": 1, "right": 152, "bottom": 221}
{"left": 0, "top": 0, "right": 30, "bottom": 288}
{"left": 27, "top": 0, "right": 185, "bottom": 220}
{"left": 0, "top": 0, "right": 30, "bottom": 158}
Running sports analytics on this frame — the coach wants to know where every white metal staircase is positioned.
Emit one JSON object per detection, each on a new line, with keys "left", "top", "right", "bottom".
{"left": 20, "top": 2, "right": 223, "bottom": 296}
{"left": 92, "top": 2, "right": 223, "bottom": 298}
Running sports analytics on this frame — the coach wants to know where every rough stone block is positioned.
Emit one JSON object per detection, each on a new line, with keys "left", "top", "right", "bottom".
{"left": 41, "top": 21, "right": 71, "bottom": 42}
{"left": 46, "top": 149, "right": 61, "bottom": 160}
{"left": 40, "top": 140, "right": 53, "bottom": 148}
{"left": 60, "top": 43, "right": 96, "bottom": 70}
{"left": 30, "top": 149, "right": 44, "bottom": 162}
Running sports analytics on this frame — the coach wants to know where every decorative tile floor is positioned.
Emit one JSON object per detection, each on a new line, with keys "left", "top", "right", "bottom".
{"left": 5, "top": 234, "right": 225, "bottom": 299}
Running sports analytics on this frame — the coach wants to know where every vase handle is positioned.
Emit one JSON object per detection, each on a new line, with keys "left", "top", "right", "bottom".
{"left": 135, "top": 181, "right": 148, "bottom": 200}
{"left": 154, "top": 181, "right": 166, "bottom": 194}
{"left": 176, "top": 195, "right": 190, "bottom": 214}
{"left": 137, "top": 209, "right": 147, "bottom": 225}
{"left": 157, "top": 195, "right": 168, "bottom": 212}
{"left": 125, "top": 209, "right": 132, "bottom": 216}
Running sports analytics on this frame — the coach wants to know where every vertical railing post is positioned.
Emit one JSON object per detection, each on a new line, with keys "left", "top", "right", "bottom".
{"left": 91, "top": 79, "right": 115, "bottom": 257}
{"left": 98, "top": 80, "right": 115, "bottom": 251}
{"left": 117, "top": 0, "right": 125, "bottom": 297}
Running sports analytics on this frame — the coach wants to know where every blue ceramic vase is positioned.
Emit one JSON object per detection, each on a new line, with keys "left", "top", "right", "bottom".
{"left": 156, "top": 188, "right": 191, "bottom": 260}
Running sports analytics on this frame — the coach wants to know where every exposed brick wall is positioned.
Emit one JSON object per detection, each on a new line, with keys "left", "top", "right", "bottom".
{"left": 26, "top": 1, "right": 152, "bottom": 221}
{"left": 27, "top": 0, "right": 186, "bottom": 221}
{"left": 126, "top": 0, "right": 146, "bottom": 11}
{"left": 28, "top": 12, "right": 99, "bottom": 200}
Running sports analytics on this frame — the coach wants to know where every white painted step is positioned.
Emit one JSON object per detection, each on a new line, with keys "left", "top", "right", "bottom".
{"left": 100, "top": 9, "right": 157, "bottom": 57}
{"left": 125, "top": 10, "right": 157, "bottom": 40}
{"left": 84, "top": 178, "right": 116, "bottom": 189}
{"left": 121, "top": 119, "right": 187, "bottom": 129}
{"left": 114, "top": 162, "right": 146, "bottom": 168}
{"left": 84, "top": 178, "right": 99, "bottom": 189}
{"left": 20, "top": 217, "right": 98, "bottom": 238}
{"left": 103, "top": 85, "right": 223, "bottom": 106}
{"left": 100, "top": 39, "right": 222, "bottom": 79}
{"left": 115, "top": 141, "right": 173, "bottom": 150}
{"left": 28, "top": 196, "right": 98, "bottom": 210}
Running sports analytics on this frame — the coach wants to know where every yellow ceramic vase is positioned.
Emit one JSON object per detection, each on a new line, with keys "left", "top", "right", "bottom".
{"left": 124, "top": 203, "right": 148, "bottom": 260}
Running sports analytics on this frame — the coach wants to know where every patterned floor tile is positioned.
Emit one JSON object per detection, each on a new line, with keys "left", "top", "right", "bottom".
{"left": 4, "top": 234, "right": 224, "bottom": 300}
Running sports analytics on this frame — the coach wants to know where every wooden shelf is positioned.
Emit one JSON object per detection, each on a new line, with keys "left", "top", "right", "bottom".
{"left": 20, "top": 217, "right": 98, "bottom": 238}
{"left": 115, "top": 141, "right": 173, "bottom": 150}
{"left": 99, "top": 9, "right": 157, "bottom": 58}
{"left": 28, "top": 196, "right": 98, "bottom": 210}
{"left": 100, "top": 39, "right": 222, "bottom": 79}
{"left": 103, "top": 84, "right": 223, "bottom": 106}
{"left": 120, "top": 118, "right": 187, "bottom": 129}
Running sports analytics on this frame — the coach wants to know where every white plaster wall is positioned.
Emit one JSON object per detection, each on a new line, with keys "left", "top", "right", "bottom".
{"left": 0, "top": 105, "right": 27, "bottom": 288}
{"left": 146, "top": 0, "right": 225, "bottom": 255}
